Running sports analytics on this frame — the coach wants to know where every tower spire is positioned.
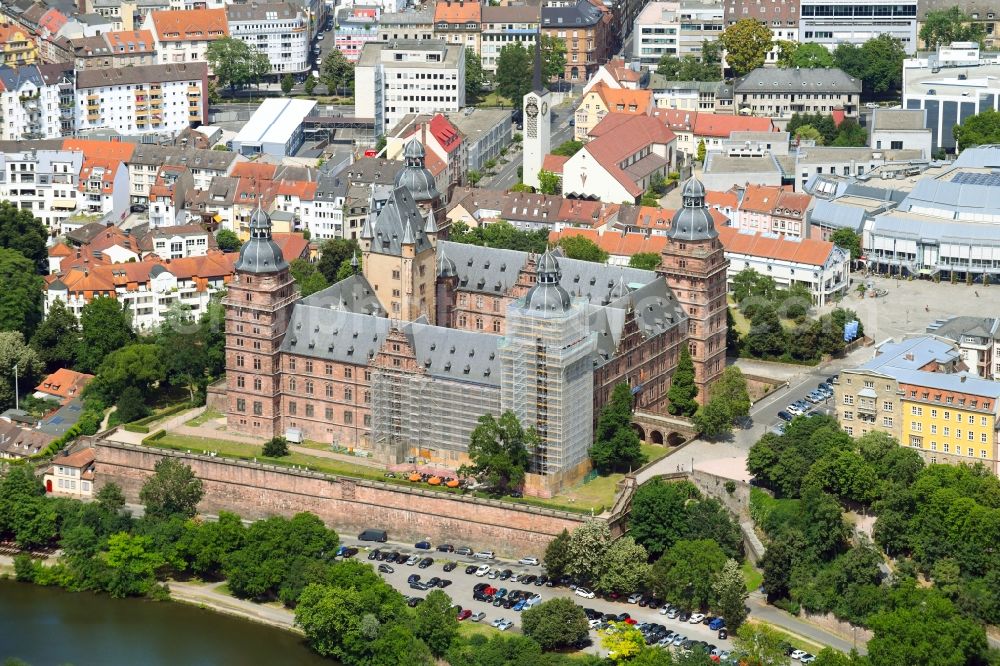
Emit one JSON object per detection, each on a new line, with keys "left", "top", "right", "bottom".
{"left": 533, "top": 28, "right": 543, "bottom": 92}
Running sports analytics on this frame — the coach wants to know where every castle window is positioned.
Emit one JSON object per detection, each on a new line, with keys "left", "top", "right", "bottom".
{"left": 345, "top": 411, "right": 353, "bottom": 424}
{"left": 305, "top": 404, "right": 314, "bottom": 417}
{"left": 305, "top": 361, "right": 313, "bottom": 373}
{"left": 476, "top": 317, "right": 484, "bottom": 330}
{"left": 237, "top": 376, "right": 245, "bottom": 388}
{"left": 345, "top": 368, "right": 353, "bottom": 379}
{"left": 364, "top": 414, "right": 371, "bottom": 426}
{"left": 253, "top": 401, "right": 263, "bottom": 416}
{"left": 289, "top": 358, "right": 296, "bottom": 370}
{"left": 253, "top": 358, "right": 261, "bottom": 371}
{"left": 325, "top": 407, "right": 334, "bottom": 420}
{"left": 253, "top": 378, "right": 262, "bottom": 391}
{"left": 289, "top": 401, "right": 297, "bottom": 415}
{"left": 289, "top": 378, "right": 297, "bottom": 391}
{"left": 305, "top": 380, "right": 314, "bottom": 395}
{"left": 493, "top": 320, "right": 501, "bottom": 333}
{"left": 245, "top": 293, "right": 252, "bottom": 302}
{"left": 392, "top": 270, "right": 400, "bottom": 279}
{"left": 325, "top": 364, "right": 333, "bottom": 375}
{"left": 326, "top": 384, "right": 333, "bottom": 397}
{"left": 364, "top": 390, "right": 370, "bottom": 403}
{"left": 345, "top": 387, "right": 353, "bottom": 401}
{"left": 236, "top": 355, "right": 245, "bottom": 367}
{"left": 236, "top": 398, "right": 246, "bottom": 412}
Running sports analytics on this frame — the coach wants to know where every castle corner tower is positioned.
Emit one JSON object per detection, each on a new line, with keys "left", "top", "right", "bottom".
{"left": 658, "top": 177, "right": 728, "bottom": 402}
{"left": 224, "top": 206, "right": 298, "bottom": 438}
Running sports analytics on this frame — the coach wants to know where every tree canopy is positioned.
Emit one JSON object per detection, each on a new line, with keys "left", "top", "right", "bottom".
{"left": 953, "top": 109, "right": 1000, "bottom": 151}
{"left": 495, "top": 43, "right": 533, "bottom": 107}
{"left": 290, "top": 258, "right": 329, "bottom": 296}
{"left": 590, "top": 382, "right": 646, "bottom": 473}
{"left": 630, "top": 479, "right": 743, "bottom": 560}
{"left": 647, "top": 539, "right": 727, "bottom": 611}
{"left": 655, "top": 54, "right": 721, "bottom": 82}
{"left": 718, "top": 19, "right": 773, "bottom": 76}
{"left": 833, "top": 36, "right": 905, "bottom": 95}
{"left": 139, "top": 458, "right": 204, "bottom": 520}
{"left": 215, "top": 229, "right": 242, "bottom": 252}
{"left": 0, "top": 201, "right": 47, "bottom": 271}
{"left": 0, "top": 248, "right": 43, "bottom": 337}
{"left": 77, "top": 296, "right": 135, "bottom": 373}
{"left": 776, "top": 41, "right": 834, "bottom": 69}
{"left": 317, "top": 238, "right": 360, "bottom": 283}
{"left": 629, "top": 253, "right": 661, "bottom": 271}
{"left": 667, "top": 347, "right": 698, "bottom": 416}
{"left": 458, "top": 411, "right": 536, "bottom": 494}
{"left": 557, "top": 236, "right": 608, "bottom": 263}
{"left": 831, "top": 228, "right": 862, "bottom": 261}
{"left": 919, "top": 7, "right": 985, "bottom": 49}
{"left": 449, "top": 220, "right": 549, "bottom": 253}
{"left": 465, "top": 49, "right": 485, "bottom": 100}
{"left": 522, "top": 597, "right": 589, "bottom": 650}
{"left": 0, "top": 331, "right": 44, "bottom": 412}
{"left": 322, "top": 48, "right": 355, "bottom": 96}
{"left": 206, "top": 37, "right": 271, "bottom": 91}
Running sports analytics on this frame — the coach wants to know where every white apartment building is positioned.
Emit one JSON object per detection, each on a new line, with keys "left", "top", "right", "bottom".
{"left": 144, "top": 8, "right": 230, "bottom": 67}
{"left": 0, "top": 149, "right": 84, "bottom": 235}
{"left": 799, "top": 0, "right": 918, "bottom": 54}
{"left": 355, "top": 40, "right": 465, "bottom": 136}
{"left": 678, "top": 2, "right": 723, "bottom": 57}
{"left": 226, "top": 2, "right": 310, "bottom": 78}
{"left": 480, "top": 5, "right": 538, "bottom": 74}
{"left": 75, "top": 63, "right": 208, "bottom": 136}
{"left": 633, "top": 2, "right": 680, "bottom": 67}
{"left": 126, "top": 143, "right": 239, "bottom": 204}
{"left": 0, "top": 65, "right": 64, "bottom": 141}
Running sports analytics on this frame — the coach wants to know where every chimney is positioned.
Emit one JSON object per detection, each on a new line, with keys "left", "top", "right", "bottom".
{"left": 961, "top": 375, "right": 967, "bottom": 383}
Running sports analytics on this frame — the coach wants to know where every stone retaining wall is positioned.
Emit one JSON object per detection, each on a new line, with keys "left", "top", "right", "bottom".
{"left": 93, "top": 439, "right": 586, "bottom": 557}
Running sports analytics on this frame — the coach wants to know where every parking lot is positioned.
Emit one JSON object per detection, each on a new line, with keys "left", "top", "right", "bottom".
{"left": 341, "top": 540, "right": 736, "bottom": 659}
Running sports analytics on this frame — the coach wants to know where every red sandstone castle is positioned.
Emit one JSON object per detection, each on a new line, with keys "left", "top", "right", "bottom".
{"left": 223, "top": 140, "right": 726, "bottom": 492}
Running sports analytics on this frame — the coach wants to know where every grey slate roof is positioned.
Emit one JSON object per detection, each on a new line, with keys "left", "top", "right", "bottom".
{"left": 927, "top": 316, "right": 1000, "bottom": 343}
{"left": 0, "top": 65, "right": 44, "bottom": 92}
{"left": 735, "top": 68, "right": 862, "bottom": 94}
{"left": 541, "top": 0, "right": 605, "bottom": 27}
{"left": 405, "top": 322, "right": 501, "bottom": 386}
{"left": 76, "top": 63, "right": 208, "bottom": 89}
{"left": 301, "top": 273, "right": 385, "bottom": 316}
{"left": 282, "top": 306, "right": 391, "bottom": 363}
{"left": 369, "top": 186, "right": 433, "bottom": 256}
{"left": 898, "top": 178, "right": 998, "bottom": 217}
{"left": 128, "top": 144, "right": 237, "bottom": 171}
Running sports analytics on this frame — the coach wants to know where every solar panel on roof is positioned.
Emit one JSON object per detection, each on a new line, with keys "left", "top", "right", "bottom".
{"left": 952, "top": 172, "right": 1000, "bottom": 187}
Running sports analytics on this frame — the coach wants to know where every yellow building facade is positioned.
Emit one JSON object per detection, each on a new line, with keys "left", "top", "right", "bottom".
{"left": 0, "top": 24, "right": 38, "bottom": 67}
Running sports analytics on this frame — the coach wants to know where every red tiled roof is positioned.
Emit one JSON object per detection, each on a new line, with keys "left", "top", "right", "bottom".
{"left": 48, "top": 242, "right": 73, "bottom": 258}
{"left": 49, "top": 252, "right": 236, "bottom": 298}
{"left": 276, "top": 180, "right": 318, "bottom": 200}
{"left": 150, "top": 9, "right": 229, "bottom": 42}
{"left": 429, "top": 114, "right": 463, "bottom": 154}
{"left": 590, "top": 82, "right": 652, "bottom": 113}
{"left": 105, "top": 29, "right": 155, "bottom": 52}
{"left": 693, "top": 114, "right": 776, "bottom": 138}
{"left": 51, "top": 447, "right": 95, "bottom": 469}
{"left": 35, "top": 369, "right": 94, "bottom": 402}
{"left": 716, "top": 226, "right": 834, "bottom": 266}
{"left": 774, "top": 190, "right": 812, "bottom": 220}
{"left": 605, "top": 58, "right": 641, "bottom": 83}
{"left": 434, "top": 0, "right": 482, "bottom": 23}
{"left": 231, "top": 162, "right": 277, "bottom": 180}
{"left": 584, "top": 114, "right": 677, "bottom": 197}
{"left": 542, "top": 154, "right": 569, "bottom": 174}
{"left": 271, "top": 232, "right": 310, "bottom": 262}
{"left": 706, "top": 190, "right": 739, "bottom": 210}
{"left": 549, "top": 227, "right": 669, "bottom": 257}
{"left": 62, "top": 138, "right": 136, "bottom": 163}
{"left": 739, "top": 184, "right": 786, "bottom": 214}
{"left": 423, "top": 149, "right": 447, "bottom": 177}
{"left": 652, "top": 108, "right": 698, "bottom": 133}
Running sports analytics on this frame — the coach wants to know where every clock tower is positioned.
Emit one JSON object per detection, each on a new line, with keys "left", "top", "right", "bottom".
{"left": 522, "top": 32, "right": 551, "bottom": 191}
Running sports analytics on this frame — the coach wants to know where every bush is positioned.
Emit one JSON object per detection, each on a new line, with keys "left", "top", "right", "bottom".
{"left": 14, "top": 554, "right": 36, "bottom": 582}
{"left": 116, "top": 386, "right": 150, "bottom": 424}
{"left": 142, "top": 430, "right": 167, "bottom": 444}
{"left": 725, "top": 480, "right": 737, "bottom": 494}
{"left": 263, "top": 436, "right": 289, "bottom": 457}
{"left": 123, "top": 424, "right": 150, "bottom": 434}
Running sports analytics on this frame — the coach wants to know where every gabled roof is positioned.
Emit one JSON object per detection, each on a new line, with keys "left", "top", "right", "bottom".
{"left": 716, "top": 226, "right": 836, "bottom": 267}
{"left": 429, "top": 114, "right": 463, "bottom": 154}
{"left": 542, "top": 154, "right": 569, "bottom": 175}
{"left": 652, "top": 108, "right": 698, "bottom": 133}
{"left": 434, "top": 0, "right": 481, "bottom": 23}
{"left": 104, "top": 29, "right": 155, "bottom": 53}
{"left": 35, "top": 368, "right": 94, "bottom": 402}
{"left": 582, "top": 114, "right": 677, "bottom": 197}
{"left": 588, "top": 82, "right": 652, "bottom": 113}
{"left": 271, "top": 232, "right": 310, "bottom": 262}
{"left": 149, "top": 8, "right": 229, "bottom": 41}
{"left": 739, "top": 184, "right": 786, "bottom": 214}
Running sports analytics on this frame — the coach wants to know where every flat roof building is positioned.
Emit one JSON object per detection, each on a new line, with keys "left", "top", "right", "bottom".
{"left": 232, "top": 98, "right": 317, "bottom": 157}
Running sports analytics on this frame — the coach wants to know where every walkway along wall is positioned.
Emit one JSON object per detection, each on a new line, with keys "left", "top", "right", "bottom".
{"left": 92, "top": 439, "right": 587, "bottom": 557}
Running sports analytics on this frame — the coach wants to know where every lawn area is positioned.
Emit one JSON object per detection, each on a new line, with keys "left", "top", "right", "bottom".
{"left": 641, "top": 443, "right": 670, "bottom": 465}
{"left": 750, "top": 621, "right": 826, "bottom": 657}
{"left": 474, "top": 92, "right": 513, "bottom": 108}
{"left": 742, "top": 560, "right": 763, "bottom": 593}
{"left": 457, "top": 620, "right": 502, "bottom": 640}
{"left": 546, "top": 444, "right": 671, "bottom": 513}
{"left": 186, "top": 408, "right": 223, "bottom": 427}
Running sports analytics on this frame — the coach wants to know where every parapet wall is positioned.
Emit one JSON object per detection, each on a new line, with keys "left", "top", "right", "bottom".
{"left": 92, "top": 439, "right": 586, "bottom": 557}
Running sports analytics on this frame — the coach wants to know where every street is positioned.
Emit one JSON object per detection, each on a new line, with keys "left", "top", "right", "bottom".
{"left": 484, "top": 99, "right": 577, "bottom": 191}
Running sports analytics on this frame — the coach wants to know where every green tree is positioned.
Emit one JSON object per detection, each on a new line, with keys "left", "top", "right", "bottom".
{"left": 102, "top": 532, "right": 165, "bottom": 598}
{"left": 731, "top": 267, "right": 776, "bottom": 305}
{"left": 667, "top": 346, "right": 698, "bottom": 416}
{"left": 0, "top": 331, "right": 43, "bottom": 412}
{"left": 776, "top": 41, "right": 834, "bottom": 68}
{"left": 600, "top": 621, "right": 646, "bottom": 664}
{"left": 206, "top": 37, "right": 271, "bottom": 92}
{"left": 831, "top": 228, "right": 862, "bottom": 262}
{"left": 544, "top": 528, "right": 572, "bottom": 580}
{"left": 541, "top": 34, "right": 567, "bottom": 81}
{"left": 832, "top": 119, "right": 868, "bottom": 147}
{"left": 597, "top": 536, "right": 649, "bottom": 595}
{"left": 551, "top": 140, "right": 584, "bottom": 157}
{"left": 77, "top": 296, "right": 135, "bottom": 373}
{"left": 719, "top": 19, "right": 773, "bottom": 76}
{"left": 919, "top": 7, "right": 985, "bottom": 49}
{"left": 0, "top": 248, "right": 43, "bottom": 337}
{"left": 263, "top": 436, "right": 289, "bottom": 457}
{"left": 522, "top": 597, "right": 588, "bottom": 651}
{"left": 115, "top": 385, "right": 149, "bottom": 423}
{"left": 458, "top": 411, "right": 535, "bottom": 494}
{"left": 696, "top": 139, "right": 706, "bottom": 162}
{"left": 0, "top": 200, "right": 47, "bottom": 271}
{"left": 647, "top": 539, "right": 727, "bottom": 611}
{"left": 182, "top": 510, "right": 245, "bottom": 578}
{"left": 953, "top": 108, "right": 1000, "bottom": 150}
{"left": 629, "top": 479, "right": 699, "bottom": 559}
{"left": 90, "top": 343, "right": 166, "bottom": 403}
{"left": 290, "top": 258, "right": 329, "bottom": 296}
{"left": 734, "top": 623, "right": 788, "bottom": 666}
{"left": 833, "top": 43, "right": 867, "bottom": 83}
{"left": 139, "top": 458, "right": 204, "bottom": 520}
{"left": 744, "top": 305, "right": 785, "bottom": 359}
{"left": 216, "top": 228, "right": 242, "bottom": 252}
{"left": 859, "top": 35, "right": 906, "bottom": 95}
{"left": 537, "top": 169, "right": 560, "bottom": 195}
{"left": 317, "top": 238, "right": 360, "bottom": 283}
{"left": 693, "top": 398, "right": 734, "bottom": 439}
{"left": 336, "top": 253, "right": 362, "bottom": 281}
{"left": 656, "top": 54, "right": 722, "bottom": 82}
{"left": 495, "top": 43, "right": 532, "bottom": 107}
{"left": 446, "top": 634, "right": 548, "bottom": 666}
{"left": 712, "top": 366, "right": 750, "bottom": 421}
{"left": 413, "top": 589, "right": 458, "bottom": 657}
{"left": 712, "top": 558, "right": 749, "bottom": 629}
{"left": 566, "top": 520, "right": 613, "bottom": 585}
{"left": 96, "top": 482, "right": 126, "bottom": 514}
{"left": 322, "top": 49, "right": 355, "bottom": 95}
{"left": 155, "top": 300, "right": 225, "bottom": 403}
{"left": 467, "top": 170, "right": 483, "bottom": 186}
{"left": 629, "top": 252, "right": 660, "bottom": 271}
{"left": 304, "top": 76, "right": 317, "bottom": 95}
{"left": 590, "top": 382, "right": 646, "bottom": 473}
{"left": 281, "top": 74, "right": 295, "bottom": 95}
{"left": 465, "top": 49, "right": 485, "bottom": 100}
{"left": 794, "top": 124, "right": 825, "bottom": 145}
{"left": 30, "top": 298, "right": 80, "bottom": 371}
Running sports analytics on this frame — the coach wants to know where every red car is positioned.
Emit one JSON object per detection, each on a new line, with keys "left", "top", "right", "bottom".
{"left": 623, "top": 618, "right": 637, "bottom": 625}
{"left": 457, "top": 609, "right": 473, "bottom": 621}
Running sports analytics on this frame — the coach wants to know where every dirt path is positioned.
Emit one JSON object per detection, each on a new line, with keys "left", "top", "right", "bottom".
{"left": 168, "top": 580, "right": 299, "bottom": 633}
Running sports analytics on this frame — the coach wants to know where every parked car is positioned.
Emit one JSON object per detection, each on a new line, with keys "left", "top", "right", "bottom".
{"left": 456, "top": 546, "right": 473, "bottom": 556}
{"left": 464, "top": 565, "right": 478, "bottom": 575}
{"left": 368, "top": 549, "right": 380, "bottom": 560}
{"left": 497, "top": 619, "right": 513, "bottom": 631}
{"left": 407, "top": 597, "right": 423, "bottom": 607}
{"left": 513, "top": 599, "right": 526, "bottom": 611}
{"left": 378, "top": 564, "right": 394, "bottom": 574}
{"left": 800, "top": 655, "right": 816, "bottom": 664}
{"left": 358, "top": 529, "right": 388, "bottom": 542}
{"left": 475, "top": 565, "right": 491, "bottom": 577}
{"left": 443, "top": 562, "right": 457, "bottom": 572}
{"left": 791, "top": 650, "right": 808, "bottom": 660}
{"left": 418, "top": 557, "right": 434, "bottom": 569}
{"left": 627, "top": 593, "right": 642, "bottom": 604}
{"left": 490, "top": 617, "right": 504, "bottom": 628}
{"left": 474, "top": 551, "right": 495, "bottom": 560}
{"left": 407, "top": 574, "right": 421, "bottom": 584}
{"left": 471, "top": 611, "right": 486, "bottom": 622}
{"left": 786, "top": 403, "right": 803, "bottom": 415}
{"left": 777, "top": 410, "right": 794, "bottom": 422}
{"left": 671, "top": 635, "right": 687, "bottom": 646}
{"left": 534, "top": 575, "right": 547, "bottom": 586}
{"left": 709, "top": 618, "right": 726, "bottom": 631}
{"left": 437, "top": 544, "right": 454, "bottom": 553}
{"left": 405, "top": 555, "right": 420, "bottom": 566}
{"left": 518, "top": 556, "right": 539, "bottom": 566}
{"left": 575, "top": 587, "right": 596, "bottom": 599}
{"left": 414, "top": 541, "right": 432, "bottom": 550}
{"left": 457, "top": 609, "right": 472, "bottom": 621}
{"left": 409, "top": 581, "right": 429, "bottom": 591}
{"left": 426, "top": 577, "right": 441, "bottom": 587}
{"left": 718, "top": 628, "right": 728, "bottom": 640}
{"left": 438, "top": 579, "right": 452, "bottom": 588}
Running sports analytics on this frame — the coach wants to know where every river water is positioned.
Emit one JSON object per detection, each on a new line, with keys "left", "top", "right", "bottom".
{"left": 0, "top": 579, "right": 332, "bottom": 665}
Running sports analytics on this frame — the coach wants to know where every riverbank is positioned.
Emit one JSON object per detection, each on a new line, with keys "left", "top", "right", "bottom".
{"left": 167, "top": 580, "right": 299, "bottom": 633}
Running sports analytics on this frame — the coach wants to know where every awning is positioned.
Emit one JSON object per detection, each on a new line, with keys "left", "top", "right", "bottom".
{"left": 52, "top": 198, "right": 77, "bottom": 209}
{"left": 212, "top": 214, "right": 222, "bottom": 223}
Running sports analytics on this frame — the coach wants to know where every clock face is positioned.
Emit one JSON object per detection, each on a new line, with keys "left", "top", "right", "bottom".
{"left": 541, "top": 102, "right": 548, "bottom": 116}
{"left": 526, "top": 101, "right": 539, "bottom": 118}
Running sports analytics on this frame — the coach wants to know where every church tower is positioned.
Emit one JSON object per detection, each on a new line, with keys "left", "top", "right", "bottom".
{"left": 224, "top": 206, "right": 298, "bottom": 438}
{"left": 658, "top": 177, "right": 728, "bottom": 402}
{"left": 361, "top": 139, "right": 439, "bottom": 324}
{"left": 522, "top": 32, "right": 551, "bottom": 191}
